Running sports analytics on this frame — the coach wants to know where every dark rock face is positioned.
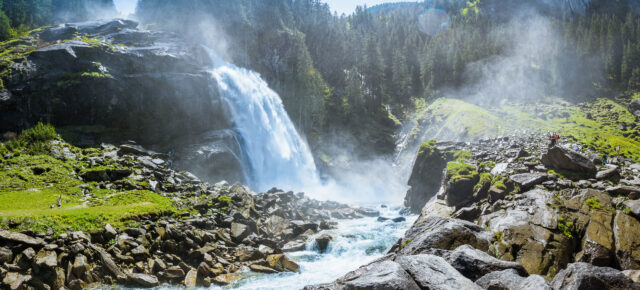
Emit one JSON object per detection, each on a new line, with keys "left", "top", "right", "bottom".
{"left": 0, "top": 19, "right": 246, "bottom": 184}
{"left": 550, "top": 262, "right": 640, "bottom": 290}
{"left": 541, "top": 146, "right": 596, "bottom": 174}
{"left": 404, "top": 141, "right": 448, "bottom": 213}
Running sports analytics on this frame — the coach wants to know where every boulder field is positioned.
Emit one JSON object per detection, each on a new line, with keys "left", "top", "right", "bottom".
{"left": 309, "top": 135, "right": 640, "bottom": 289}
{"left": 0, "top": 138, "right": 379, "bottom": 289}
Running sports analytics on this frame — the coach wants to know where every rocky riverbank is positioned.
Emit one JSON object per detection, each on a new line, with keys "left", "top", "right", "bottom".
{"left": 0, "top": 133, "right": 381, "bottom": 289}
{"left": 309, "top": 135, "right": 640, "bottom": 289}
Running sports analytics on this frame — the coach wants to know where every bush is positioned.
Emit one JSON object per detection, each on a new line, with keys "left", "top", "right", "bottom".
{"left": 586, "top": 198, "right": 602, "bottom": 210}
{"left": 19, "top": 122, "right": 57, "bottom": 144}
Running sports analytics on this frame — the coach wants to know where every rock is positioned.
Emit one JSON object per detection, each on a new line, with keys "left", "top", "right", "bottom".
{"left": 165, "top": 266, "right": 186, "bottom": 279}
{"left": 128, "top": 273, "right": 159, "bottom": 287}
{"left": 624, "top": 200, "right": 640, "bottom": 218}
{"left": 442, "top": 163, "right": 480, "bottom": 207}
{"left": 550, "top": 262, "right": 640, "bottom": 290}
{"left": 342, "top": 260, "right": 420, "bottom": 290}
{"left": 230, "top": 223, "right": 251, "bottom": 242}
{"left": 282, "top": 240, "right": 306, "bottom": 252}
{"left": 509, "top": 173, "right": 546, "bottom": 190}
{"left": 184, "top": 269, "right": 197, "bottom": 287}
{"left": 597, "top": 165, "right": 619, "bottom": 180}
{"left": 395, "top": 254, "right": 480, "bottom": 290}
{"left": 475, "top": 269, "right": 525, "bottom": 290}
{"left": 34, "top": 249, "right": 58, "bottom": 271}
{"left": 250, "top": 264, "right": 278, "bottom": 273}
{"left": 576, "top": 210, "right": 614, "bottom": 267}
{"left": 0, "top": 247, "right": 12, "bottom": 264}
{"left": 518, "top": 275, "right": 552, "bottom": 290}
{"left": 119, "top": 144, "right": 155, "bottom": 156}
{"left": 53, "top": 267, "right": 66, "bottom": 289}
{"left": 392, "top": 217, "right": 406, "bottom": 222}
{"left": 624, "top": 270, "right": 640, "bottom": 283}
{"left": 613, "top": 212, "right": 640, "bottom": 270}
{"left": 444, "top": 245, "right": 527, "bottom": 281}
{"left": 266, "top": 254, "right": 300, "bottom": 272}
{"left": 104, "top": 224, "right": 117, "bottom": 240}
{"left": 405, "top": 141, "right": 448, "bottom": 213}
{"left": 14, "top": 247, "right": 35, "bottom": 268}
{"left": 607, "top": 185, "right": 640, "bottom": 196}
{"left": 491, "top": 163, "right": 509, "bottom": 176}
{"left": 72, "top": 254, "right": 89, "bottom": 277}
{"left": 394, "top": 216, "right": 490, "bottom": 255}
{"left": 315, "top": 234, "right": 332, "bottom": 253}
{"left": 2, "top": 272, "right": 31, "bottom": 290}
{"left": 541, "top": 146, "right": 596, "bottom": 174}
{"left": 0, "top": 229, "right": 45, "bottom": 246}
{"left": 213, "top": 273, "right": 241, "bottom": 284}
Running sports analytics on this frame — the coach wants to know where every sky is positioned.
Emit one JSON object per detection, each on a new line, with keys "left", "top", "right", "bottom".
{"left": 113, "top": 0, "right": 421, "bottom": 17}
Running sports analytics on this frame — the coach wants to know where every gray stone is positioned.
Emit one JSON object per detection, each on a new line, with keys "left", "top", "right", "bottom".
{"left": 0, "top": 229, "right": 45, "bottom": 246}
{"left": 606, "top": 185, "right": 640, "bottom": 196}
{"left": 517, "top": 275, "right": 551, "bottom": 290}
{"left": 550, "top": 262, "right": 640, "bottom": 290}
{"left": 342, "top": 260, "right": 420, "bottom": 290}
{"left": 128, "top": 273, "right": 159, "bottom": 287}
{"left": 0, "top": 247, "right": 12, "bottom": 264}
{"left": 230, "top": 223, "right": 251, "bottom": 242}
{"left": 34, "top": 249, "right": 58, "bottom": 271}
{"left": 395, "top": 254, "right": 480, "bottom": 290}
{"left": 444, "top": 245, "right": 527, "bottom": 281}
{"left": 394, "top": 216, "right": 490, "bottom": 255}
{"left": 624, "top": 200, "right": 640, "bottom": 218}
{"left": 541, "top": 146, "right": 596, "bottom": 174}
{"left": 405, "top": 143, "right": 448, "bottom": 213}
{"left": 72, "top": 254, "right": 89, "bottom": 277}
{"left": 509, "top": 173, "right": 546, "bottom": 190}
{"left": 315, "top": 234, "right": 332, "bottom": 253}
{"left": 596, "top": 165, "right": 619, "bottom": 180}
{"left": 2, "top": 272, "right": 31, "bottom": 290}
{"left": 476, "top": 269, "right": 524, "bottom": 290}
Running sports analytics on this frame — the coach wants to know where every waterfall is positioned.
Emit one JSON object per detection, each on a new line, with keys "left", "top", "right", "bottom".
{"left": 204, "top": 48, "right": 320, "bottom": 192}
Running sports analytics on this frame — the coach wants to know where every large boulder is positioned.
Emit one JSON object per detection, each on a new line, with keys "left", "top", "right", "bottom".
{"left": 440, "top": 161, "right": 480, "bottom": 207}
{"left": 509, "top": 173, "right": 546, "bottom": 191}
{"left": 0, "top": 229, "right": 45, "bottom": 246}
{"left": 576, "top": 210, "right": 615, "bottom": 267}
{"left": 395, "top": 254, "right": 480, "bottom": 290}
{"left": 404, "top": 140, "right": 448, "bottom": 213}
{"left": 443, "top": 245, "right": 527, "bottom": 281}
{"left": 613, "top": 212, "right": 640, "bottom": 270}
{"left": 340, "top": 260, "right": 420, "bottom": 290}
{"left": 550, "top": 262, "right": 640, "bottom": 290}
{"left": 475, "top": 269, "right": 525, "bottom": 290}
{"left": 541, "top": 146, "right": 596, "bottom": 174}
{"left": 392, "top": 216, "right": 490, "bottom": 255}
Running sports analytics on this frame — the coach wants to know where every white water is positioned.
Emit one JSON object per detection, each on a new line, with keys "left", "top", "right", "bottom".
{"left": 209, "top": 205, "right": 414, "bottom": 290}
{"left": 205, "top": 48, "right": 321, "bottom": 192}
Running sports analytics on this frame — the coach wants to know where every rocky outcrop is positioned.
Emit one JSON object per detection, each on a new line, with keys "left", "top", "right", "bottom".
{"left": 541, "top": 146, "right": 597, "bottom": 174}
{"left": 551, "top": 262, "right": 640, "bottom": 290}
{"left": 0, "top": 19, "right": 246, "bottom": 184}
{"left": 404, "top": 140, "right": 448, "bottom": 213}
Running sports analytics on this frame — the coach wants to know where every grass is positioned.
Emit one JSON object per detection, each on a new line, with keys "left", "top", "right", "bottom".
{"left": 0, "top": 124, "right": 176, "bottom": 236}
{"left": 418, "top": 139, "right": 437, "bottom": 156}
{"left": 557, "top": 216, "right": 574, "bottom": 239}
{"left": 474, "top": 172, "right": 493, "bottom": 192}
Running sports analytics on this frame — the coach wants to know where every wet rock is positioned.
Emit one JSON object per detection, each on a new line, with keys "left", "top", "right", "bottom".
{"left": 342, "top": 260, "right": 420, "bottom": 290}
{"left": 509, "top": 173, "right": 546, "bottom": 190}
{"left": 214, "top": 273, "right": 240, "bottom": 284}
{"left": 315, "top": 234, "right": 332, "bottom": 253}
{"left": 392, "top": 217, "right": 406, "bottom": 222}
{"left": 119, "top": 144, "right": 155, "bottom": 156}
{"left": 541, "top": 146, "right": 596, "bottom": 174}
{"left": 475, "top": 269, "right": 524, "bottom": 290}
{"left": 395, "top": 254, "right": 479, "bottom": 290}
{"left": 164, "top": 266, "right": 186, "bottom": 279}
{"left": 250, "top": 264, "right": 278, "bottom": 273}
{"left": 128, "top": 273, "right": 159, "bottom": 287}
{"left": 442, "top": 164, "right": 480, "bottom": 207}
{"left": 405, "top": 141, "right": 448, "bottom": 213}
{"left": 394, "top": 216, "right": 490, "bottom": 255}
{"left": 266, "top": 254, "right": 300, "bottom": 272}
{"left": 0, "top": 229, "right": 45, "bottom": 246}
{"left": 613, "top": 212, "right": 640, "bottom": 270}
{"left": 444, "top": 245, "right": 527, "bottom": 281}
{"left": 282, "top": 240, "right": 306, "bottom": 252}
{"left": 550, "top": 262, "right": 640, "bottom": 290}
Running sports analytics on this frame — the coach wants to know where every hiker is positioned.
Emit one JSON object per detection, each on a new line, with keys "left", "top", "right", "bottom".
{"left": 572, "top": 143, "right": 579, "bottom": 151}
{"left": 548, "top": 132, "right": 557, "bottom": 148}
{"left": 603, "top": 153, "right": 608, "bottom": 165}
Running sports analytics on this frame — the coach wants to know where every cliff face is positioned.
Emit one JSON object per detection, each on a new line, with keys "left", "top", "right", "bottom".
{"left": 0, "top": 19, "right": 247, "bottom": 184}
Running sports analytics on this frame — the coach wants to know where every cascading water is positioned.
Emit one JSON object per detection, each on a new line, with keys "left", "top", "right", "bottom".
{"left": 204, "top": 48, "right": 320, "bottom": 192}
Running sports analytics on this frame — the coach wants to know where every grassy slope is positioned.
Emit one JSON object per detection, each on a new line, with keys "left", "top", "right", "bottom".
{"left": 412, "top": 97, "right": 640, "bottom": 161}
{"left": 0, "top": 125, "right": 175, "bottom": 235}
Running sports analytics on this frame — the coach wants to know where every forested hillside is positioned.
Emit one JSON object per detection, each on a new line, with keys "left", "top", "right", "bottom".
{"left": 135, "top": 0, "right": 640, "bottom": 155}
{"left": 0, "top": 0, "right": 117, "bottom": 40}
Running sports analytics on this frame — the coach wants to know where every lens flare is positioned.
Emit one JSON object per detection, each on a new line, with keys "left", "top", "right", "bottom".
{"left": 418, "top": 8, "right": 450, "bottom": 36}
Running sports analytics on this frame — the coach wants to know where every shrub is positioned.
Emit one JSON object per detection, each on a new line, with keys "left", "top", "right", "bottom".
{"left": 586, "top": 198, "right": 602, "bottom": 210}
{"left": 20, "top": 122, "right": 57, "bottom": 144}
